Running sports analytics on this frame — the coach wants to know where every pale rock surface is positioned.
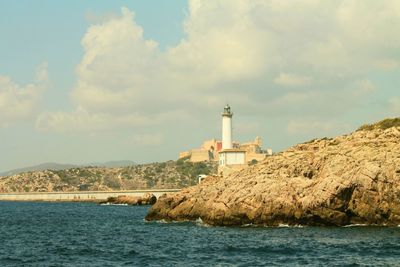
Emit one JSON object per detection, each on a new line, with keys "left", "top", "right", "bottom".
{"left": 146, "top": 127, "right": 400, "bottom": 226}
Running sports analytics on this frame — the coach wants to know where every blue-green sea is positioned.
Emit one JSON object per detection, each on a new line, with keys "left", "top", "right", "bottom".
{"left": 0, "top": 201, "right": 400, "bottom": 266}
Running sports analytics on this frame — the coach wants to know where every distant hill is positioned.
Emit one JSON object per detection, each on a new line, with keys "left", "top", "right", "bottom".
{"left": 87, "top": 160, "right": 136, "bottom": 168}
{"left": 0, "top": 160, "right": 218, "bottom": 192}
{"left": 0, "top": 160, "right": 137, "bottom": 177}
{"left": 0, "top": 162, "right": 78, "bottom": 177}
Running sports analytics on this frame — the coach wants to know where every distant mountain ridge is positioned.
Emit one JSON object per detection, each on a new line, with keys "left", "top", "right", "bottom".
{"left": 0, "top": 160, "right": 136, "bottom": 177}
{"left": 87, "top": 160, "right": 137, "bottom": 168}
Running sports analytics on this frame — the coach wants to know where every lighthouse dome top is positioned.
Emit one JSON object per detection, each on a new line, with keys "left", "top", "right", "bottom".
{"left": 222, "top": 104, "right": 233, "bottom": 117}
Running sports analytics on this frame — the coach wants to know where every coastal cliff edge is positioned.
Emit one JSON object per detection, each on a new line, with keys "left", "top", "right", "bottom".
{"left": 146, "top": 120, "right": 400, "bottom": 226}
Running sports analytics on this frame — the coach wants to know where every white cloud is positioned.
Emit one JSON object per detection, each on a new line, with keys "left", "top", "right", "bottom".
{"left": 36, "top": 108, "right": 150, "bottom": 133}
{"left": 274, "top": 73, "right": 312, "bottom": 87}
{"left": 266, "top": 78, "right": 375, "bottom": 118}
{"left": 36, "top": 107, "right": 189, "bottom": 133}
{"left": 167, "top": 1, "right": 278, "bottom": 86}
{"left": 0, "top": 63, "right": 48, "bottom": 127}
{"left": 287, "top": 118, "right": 351, "bottom": 136}
{"left": 375, "top": 59, "right": 400, "bottom": 71}
{"left": 235, "top": 121, "right": 260, "bottom": 135}
{"left": 350, "top": 79, "right": 375, "bottom": 96}
{"left": 37, "top": 1, "right": 400, "bottom": 133}
{"left": 389, "top": 97, "right": 400, "bottom": 114}
{"left": 72, "top": 7, "right": 161, "bottom": 114}
{"left": 128, "top": 133, "right": 163, "bottom": 147}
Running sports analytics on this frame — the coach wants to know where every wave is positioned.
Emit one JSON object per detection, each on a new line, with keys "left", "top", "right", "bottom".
{"left": 100, "top": 203, "right": 128, "bottom": 206}
{"left": 195, "top": 217, "right": 212, "bottom": 228}
{"left": 145, "top": 218, "right": 191, "bottom": 224}
{"left": 343, "top": 224, "right": 368, "bottom": 227}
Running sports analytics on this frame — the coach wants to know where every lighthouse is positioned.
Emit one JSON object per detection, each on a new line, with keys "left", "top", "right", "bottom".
{"left": 219, "top": 105, "right": 246, "bottom": 171}
{"left": 222, "top": 104, "right": 233, "bottom": 149}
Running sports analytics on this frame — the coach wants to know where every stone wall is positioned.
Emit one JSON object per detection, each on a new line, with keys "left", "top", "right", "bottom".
{"left": 246, "top": 153, "right": 267, "bottom": 162}
{"left": 0, "top": 189, "right": 180, "bottom": 202}
{"left": 190, "top": 149, "right": 212, "bottom": 162}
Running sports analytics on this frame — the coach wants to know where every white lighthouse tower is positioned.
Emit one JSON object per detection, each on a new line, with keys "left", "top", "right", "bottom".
{"left": 218, "top": 105, "right": 246, "bottom": 173}
{"left": 222, "top": 104, "right": 233, "bottom": 149}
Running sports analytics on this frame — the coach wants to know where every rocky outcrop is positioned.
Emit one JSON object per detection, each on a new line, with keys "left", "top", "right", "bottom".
{"left": 146, "top": 124, "right": 400, "bottom": 226}
{"left": 99, "top": 193, "right": 157, "bottom": 205}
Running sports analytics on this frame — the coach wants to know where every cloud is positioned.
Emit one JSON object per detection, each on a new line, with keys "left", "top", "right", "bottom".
{"left": 37, "top": 1, "right": 400, "bottom": 135}
{"left": 287, "top": 118, "right": 351, "bottom": 136}
{"left": 389, "top": 97, "right": 400, "bottom": 114}
{"left": 375, "top": 59, "right": 400, "bottom": 71}
{"left": 36, "top": 107, "right": 188, "bottom": 133}
{"left": 351, "top": 79, "right": 375, "bottom": 96}
{"left": 36, "top": 108, "right": 150, "bottom": 133}
{"left": 167, "top": 1, "right": 278, "bottom": 86}
{"left": 234, "top": 121, "right": 260, "bottom": 136}
{"left": 72, "top": 7, "right": 161, "bottom": 114}
{"left": 0, "top": 63, "right": 48, "bottom": 128}
{"left": 265, "top": 79, "right": 375, "bottom": 117}
{"left": 274, "top": 73, "right": 312, "bottom": 87}
{"left": 128, "top": 133, "right": 164, "bottom": 147}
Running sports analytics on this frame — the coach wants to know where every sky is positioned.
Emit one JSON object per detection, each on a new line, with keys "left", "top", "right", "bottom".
{"left": 0, "top": 0, "right": 399, "bottom": 172}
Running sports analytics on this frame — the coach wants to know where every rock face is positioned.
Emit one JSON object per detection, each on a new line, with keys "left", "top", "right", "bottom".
{"left": 146, "top": 126, "right": 400, "bottom": 226}
{"left": 100, "top": 193, "right": 157, "bottom": 205}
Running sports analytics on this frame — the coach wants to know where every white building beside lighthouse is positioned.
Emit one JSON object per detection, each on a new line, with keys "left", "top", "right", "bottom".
{"left": 218, "top": 105, "right": 246, "bottom": 174}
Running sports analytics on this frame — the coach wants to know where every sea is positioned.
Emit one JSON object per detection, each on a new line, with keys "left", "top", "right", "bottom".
{"left": 0, "top": 202, "right": 399, "bottom": 266}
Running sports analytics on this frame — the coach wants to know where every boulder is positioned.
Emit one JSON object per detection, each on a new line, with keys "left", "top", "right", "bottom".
{"left": 100, "top": 193, "right": 157, "bottom": 205}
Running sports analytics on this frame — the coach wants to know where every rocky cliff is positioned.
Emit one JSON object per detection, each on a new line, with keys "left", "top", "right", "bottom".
{"left": 0, "top": 160, "right": 216, "bottom": 192}
{"left": 146, "top": 120, "right": 400, "bottom": 226}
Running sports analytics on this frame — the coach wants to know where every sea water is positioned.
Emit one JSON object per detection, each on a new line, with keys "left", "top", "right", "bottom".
{"left": 0, "top": 201, "right": 399, "bottom": 266}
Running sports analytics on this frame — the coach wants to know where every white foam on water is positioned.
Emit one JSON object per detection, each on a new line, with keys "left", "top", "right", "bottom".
{"left": 240, "top": 223, "right": 254, "bottom": 227}
{"left": 343, "top": 224, "right": 368, "bottom": 227}
{"left": 195, "top": 217, "right": 212, "bottom": 228}
{"left": 261, "top": 224, "right": 305, "bottom": 228}
{"left": 277, "top": 224, "right": 305, "bottom": 228}
{"left": 148, "top": 218, "right": 192, "bottom": 224}
{"left": 100, "top": 203, "right": 128, "bottom": 206}
{"left": 154, "top": 219, "right": 169, "bottom": 224}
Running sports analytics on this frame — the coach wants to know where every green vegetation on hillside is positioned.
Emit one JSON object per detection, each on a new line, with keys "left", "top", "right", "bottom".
{"left": 0, "top": 160, "right": 218, "bottom": 193}
{"left": 357, "top": 118, "right": 400, "bottom": 131}
{"left": 175, "top": 157, "right": 216, "bottom": 186}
